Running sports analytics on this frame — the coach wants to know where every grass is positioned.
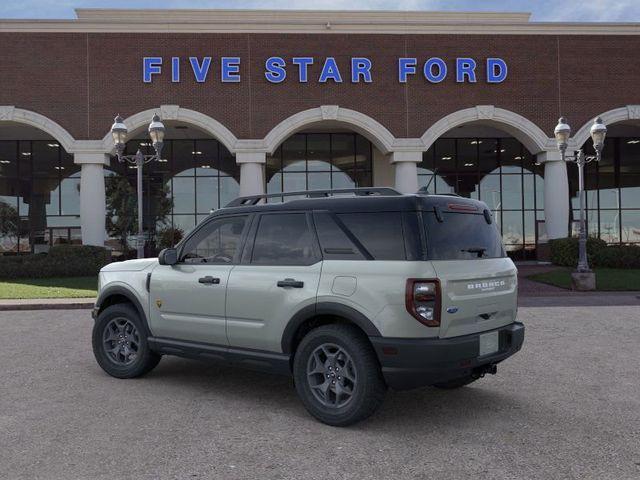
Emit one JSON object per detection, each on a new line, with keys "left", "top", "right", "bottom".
{"left": 0, "top": 276, "right": 98, "bottom": 299}
{"left": 528, "top": 268, "right": 640, "bottom": 291}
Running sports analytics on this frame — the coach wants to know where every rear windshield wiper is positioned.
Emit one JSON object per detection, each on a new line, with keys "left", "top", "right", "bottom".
{"left": 461, "top": 247, "right": 487, "bottom": 258}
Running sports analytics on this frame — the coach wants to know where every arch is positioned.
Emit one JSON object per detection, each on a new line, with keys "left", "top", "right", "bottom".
{"left": 420, "top": 105, "right": 552, "bottom": 154}
{"left": 100, "top": 105, "right": 239, "bottom": 155}
{"left": 0, "top": 106, "right": 76, "bottom": 153}
{"left": 263, "top": 106, "right": 396, "bottom": 155}
{"left": 572, "top": 105, "right": 640, "bottom": 148}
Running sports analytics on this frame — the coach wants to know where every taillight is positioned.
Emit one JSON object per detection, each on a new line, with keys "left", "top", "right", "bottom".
{"left": 405, "top": 279, "right": 441, "bottom": 327}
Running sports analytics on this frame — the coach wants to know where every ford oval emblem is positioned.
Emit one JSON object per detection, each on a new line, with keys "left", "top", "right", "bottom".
{"left": 446, "top": 306, "right": 459, "bottom": 314}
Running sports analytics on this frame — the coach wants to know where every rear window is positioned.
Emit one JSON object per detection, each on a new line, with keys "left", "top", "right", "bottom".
{"left": 423, "top": 211, "right": 505, "bottom": 260}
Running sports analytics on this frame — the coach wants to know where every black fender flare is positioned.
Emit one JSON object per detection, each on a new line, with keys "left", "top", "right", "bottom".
{"left": 95, "top": 285, "right": 151, "bottom": 335}
{"left": 281, "top": 302, "right": 382, "bottom": 354}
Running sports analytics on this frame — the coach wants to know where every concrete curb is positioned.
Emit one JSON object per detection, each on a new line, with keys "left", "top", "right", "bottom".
{"left": 0, "top": 299, "right": 95, "bottom": 311}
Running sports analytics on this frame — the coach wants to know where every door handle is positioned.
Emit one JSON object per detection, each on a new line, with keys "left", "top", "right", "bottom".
{"left": 198, "top": 276, "right": 220, "bottom": 285}
{"left": 277, "top": 278, "right": 304, "bottom": 288}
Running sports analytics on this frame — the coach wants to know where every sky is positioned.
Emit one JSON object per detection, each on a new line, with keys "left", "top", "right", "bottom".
{"left": 1, "top": 0, "right": 640, "bottom": 22}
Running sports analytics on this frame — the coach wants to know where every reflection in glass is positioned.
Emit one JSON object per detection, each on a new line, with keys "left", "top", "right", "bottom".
{"left": 266, "top": 133, "right": 373, "bottom": 196}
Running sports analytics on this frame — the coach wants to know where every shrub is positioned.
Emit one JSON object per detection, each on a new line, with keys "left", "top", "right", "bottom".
{"left": 550, "top": 237, "right": 640, "bottom": 268}
{"left": 0, "top": 245, "right": 111, "bottom": 280}
{"left": 549, "top": 237, "right": 607, "bottom": 267}
{"left": 593, "top": 245, "right": 640, "bottom": 269}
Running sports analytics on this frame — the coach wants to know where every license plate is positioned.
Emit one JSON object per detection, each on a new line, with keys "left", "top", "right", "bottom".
{"left": 479, "top": 331, "right": 499, "bottom": 357}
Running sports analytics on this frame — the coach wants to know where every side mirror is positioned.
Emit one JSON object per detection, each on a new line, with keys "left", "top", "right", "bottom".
{"left": 158, "top": 248, "right": 178, "bottom": 266}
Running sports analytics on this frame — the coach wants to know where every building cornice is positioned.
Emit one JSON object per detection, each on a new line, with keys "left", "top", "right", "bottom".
{"left": 0, "top": 9, "right": 639, "bottom": 35}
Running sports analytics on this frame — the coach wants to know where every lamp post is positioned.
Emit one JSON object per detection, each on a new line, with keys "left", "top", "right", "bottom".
{"left": 553, "top": 116, "right": 607, "bottom": 281}
{"left": 110, "top": 114, "right": 166, "bottom": 259}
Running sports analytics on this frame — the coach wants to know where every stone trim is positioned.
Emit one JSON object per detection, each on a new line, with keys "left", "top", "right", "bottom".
{"left": 100, "top": 105, "right": 239, "bottom": 154}
{"left": 421, "top": 105, "right": 554, "bottom": 155}
{"left": 0, "top": 106, "right": 76, "bottom": 153}
{"left": 263, "top": 106, "right": 397, "bottom": 155}
{"left": 571, "top": 105, "right": 640, "bottom": 148}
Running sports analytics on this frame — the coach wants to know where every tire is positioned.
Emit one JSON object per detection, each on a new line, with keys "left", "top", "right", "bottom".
{"left": 432, "top": 375, "right": 478, "bottom": 390}
{"left": 92, "top": 303, "right": 161, "bottom": 379}
{"left": 293, "top": 324, "right": 387, "bottom": 427}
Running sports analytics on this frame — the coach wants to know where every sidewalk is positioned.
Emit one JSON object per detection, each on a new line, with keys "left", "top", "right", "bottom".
{"left": 0, "top": 298, "right": 95, "bottom": 311}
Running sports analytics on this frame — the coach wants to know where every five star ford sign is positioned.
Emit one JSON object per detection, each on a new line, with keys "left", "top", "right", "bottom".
{"left": 142, "top": 56, "right": 508, "bottom": 84}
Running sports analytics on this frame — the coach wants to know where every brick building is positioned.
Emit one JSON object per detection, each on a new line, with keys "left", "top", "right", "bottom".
{"left": 1, "top": 9, "right": 639, "bottom": 256}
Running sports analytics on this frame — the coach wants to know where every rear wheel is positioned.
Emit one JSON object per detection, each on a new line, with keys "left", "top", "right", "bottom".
{"left": 92, "top": 303, "right": 161, "bottom": 378}
{"left": 433, "top": 375, "right": 478, "bottom": 389}
{"left": 293, "top": 324, "right": 386, "bottom": 427}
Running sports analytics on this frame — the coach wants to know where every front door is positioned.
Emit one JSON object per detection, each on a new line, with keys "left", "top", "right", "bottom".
{"left": 226, "top": 212, "right": 322, "bottom": 352}
{"left": 149, "top": 214, "right": 250, "bottom": 345}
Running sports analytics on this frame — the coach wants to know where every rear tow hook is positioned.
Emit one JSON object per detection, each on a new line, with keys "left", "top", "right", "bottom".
{"left": 472, "top": 364, "right": 498, "bottom": 379}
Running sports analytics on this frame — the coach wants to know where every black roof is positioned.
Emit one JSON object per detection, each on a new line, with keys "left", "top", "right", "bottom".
{"left": 214, "top": 193, "right": 489, "bottom": 216}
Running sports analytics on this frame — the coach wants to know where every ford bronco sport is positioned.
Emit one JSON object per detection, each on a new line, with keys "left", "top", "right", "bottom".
{"left": 92, "top": 188, "right": 524, "bottom": 426}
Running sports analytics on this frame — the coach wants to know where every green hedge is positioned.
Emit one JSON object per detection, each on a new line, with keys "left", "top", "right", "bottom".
{"left": 593, "top": 245, "right": 640, "bottom": 268}
{"left": 550, "top": 237, "right": 640, "bottom": 268}
{"left": 0, "top": 245, "right": 111, "bottom": 280}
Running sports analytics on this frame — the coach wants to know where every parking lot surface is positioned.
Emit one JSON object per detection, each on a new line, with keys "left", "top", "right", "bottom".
{"left": 1, "top": 305, "right": 639, "bottom": 480}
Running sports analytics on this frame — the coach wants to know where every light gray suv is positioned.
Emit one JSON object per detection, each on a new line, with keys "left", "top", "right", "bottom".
{"left": 92, "top": 188, "right": 524, "bottom": 426}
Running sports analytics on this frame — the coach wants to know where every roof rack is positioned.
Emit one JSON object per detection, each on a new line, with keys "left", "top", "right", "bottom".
{"left": 225, "top": 187, "right": 401, "bottom": 207}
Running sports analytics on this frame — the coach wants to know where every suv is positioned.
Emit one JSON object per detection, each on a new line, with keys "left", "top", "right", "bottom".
{"left": 92, "top": 188, "right": 524, "bottom": 426}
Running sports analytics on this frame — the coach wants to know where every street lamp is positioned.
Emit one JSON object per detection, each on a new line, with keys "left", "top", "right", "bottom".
{"left": 110, "top": 113, "right": 165, "bottom": 259}
{"left": 554, "top": 116, "right": 607, "bottom": 279}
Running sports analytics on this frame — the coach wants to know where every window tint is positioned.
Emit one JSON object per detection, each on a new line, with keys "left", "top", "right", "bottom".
{"left": 313, "top": 212, "right": 365, "bottom": 260}
{"left": 423, "top": 212, "right": 505, "bottom": 260}
{"left": 182, "top": 215, "right": 247, "bottom": 264}
{"left": 337, "top": 212, "right": 406, "bottom": 260}
{"left": 252, "top": 213, "right": 318, "bottom": 265}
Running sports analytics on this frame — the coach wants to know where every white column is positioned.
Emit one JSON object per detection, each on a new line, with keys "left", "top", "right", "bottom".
{"left": 75, "top": 152, "right": 109, "bottom": 246}
{"left": 390, "top": 151, "right": 421, "bottom": 194}
{"left": 539, "top": 151, "right": 569, "bottom": 239}
{"left": 237, "top": 151, "right": 266, "bottom": 197}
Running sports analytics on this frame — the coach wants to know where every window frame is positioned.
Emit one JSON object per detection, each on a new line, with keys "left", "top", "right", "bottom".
{"left": 177, "top": 213, "right": 252, "bottom": 265}
{"left": 241, "top": 211, "right": 322, "bottom": 266}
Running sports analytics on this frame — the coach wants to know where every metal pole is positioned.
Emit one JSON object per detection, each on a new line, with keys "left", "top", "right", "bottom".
{"left": 136, "top": 150, "right": 144, "bottom": 259}
{"left": 576, "top": 150, "right": 589, "bottom": 272}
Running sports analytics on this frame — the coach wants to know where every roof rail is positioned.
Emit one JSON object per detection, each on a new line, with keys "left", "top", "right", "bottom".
{"left": 225, "top": 187, "right": 401, "bottom": 207}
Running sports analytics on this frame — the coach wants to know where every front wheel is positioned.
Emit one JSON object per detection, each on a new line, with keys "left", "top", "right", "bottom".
{"left": 92, "top": 303, "right": 161, "bottom": 378}
{"left": 293, "top": 324, "right": 387, "bottom": 427}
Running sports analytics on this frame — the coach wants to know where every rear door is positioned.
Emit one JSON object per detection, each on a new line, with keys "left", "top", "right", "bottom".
{"left": 149, "top": 214, "right": 250, "bottom": 345}
{"left": 423, "top": 209, "right": 518, "bottom": 338}
{"left": 226, "top": 212, "right": 322, "bottom": 352}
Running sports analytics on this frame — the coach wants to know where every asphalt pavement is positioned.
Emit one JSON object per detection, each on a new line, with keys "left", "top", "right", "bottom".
{"left": 1, "top": 305, "right": 639, "bottom": 480}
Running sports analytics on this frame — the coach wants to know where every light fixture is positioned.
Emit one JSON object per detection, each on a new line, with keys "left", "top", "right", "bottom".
{"left": 158, "top": 158, "right": 168, "bottom": 163}
{"left": 110, "top": 115, "right": 128, "bottom": 154}
{"left": 464, "top": 163, "right": 474, "bottom": 167}
{"left": 21, "top": 152, "right": 31, "bottom": 156}
{"left": 590, "top": 117, "right": 607, "bottom": 154}
{"left": 139, "top": 142, "right": 151, "bottom": 147}
{"left": 47, "top": 143, "right": 60, "bottom": 148}
{"left": 148, "top": 113, "right": 166, "bottom": 154}
{"left": 554, "top": 117, "right": 571, "bottom": 153}
{"left": 470, "top": 140, "right": 483, "bottom": 145}
{"left": 0, "top": 160, "right": 10, "bottom": 164}
{"left": 200, "top": 165, "right": 211, "bottom": 169}
{"left": 500, "top": 149, "right": 506, "bottom": 153}
{"left": 192, "top": 151, "right": 203, "bottom": 155}
{"left": 54, "top": 166, "right": 65, "bottom": 170}
{"left": 441, "top": 156, "right": 452, "bottom": 160}
{"left": 627, "top": 139, "right": 640, "bottom": 144}
{"left": 514, "top": 156, "right": 523, "bottom": 160}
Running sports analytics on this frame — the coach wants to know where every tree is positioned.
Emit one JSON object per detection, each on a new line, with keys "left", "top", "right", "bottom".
{"left": 0, "top": 200, "right": 21, "bottom": 251}
{"left": 105, "top": 175, "right": 172, "bottom": 253}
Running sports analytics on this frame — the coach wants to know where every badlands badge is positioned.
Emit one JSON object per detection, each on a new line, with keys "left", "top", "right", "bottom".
{"left": 155, "top": 299, "right": 163, "bottom": 309}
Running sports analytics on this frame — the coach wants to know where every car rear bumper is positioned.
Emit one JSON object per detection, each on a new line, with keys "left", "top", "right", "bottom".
{"left": 370, "top": 322, "right": 525, "bottom": 390}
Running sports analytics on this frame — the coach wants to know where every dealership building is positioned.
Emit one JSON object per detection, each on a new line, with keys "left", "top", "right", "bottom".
{"left": 1, "top": 9, "right": 640, "bottom": 257}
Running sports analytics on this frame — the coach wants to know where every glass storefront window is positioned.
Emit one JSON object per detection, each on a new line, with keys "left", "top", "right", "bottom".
{"left": 266, "top": 133, "right": 373, "bottom": 197}
{"left": 0, "top": 140, "right": 80, "bottom": 253}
